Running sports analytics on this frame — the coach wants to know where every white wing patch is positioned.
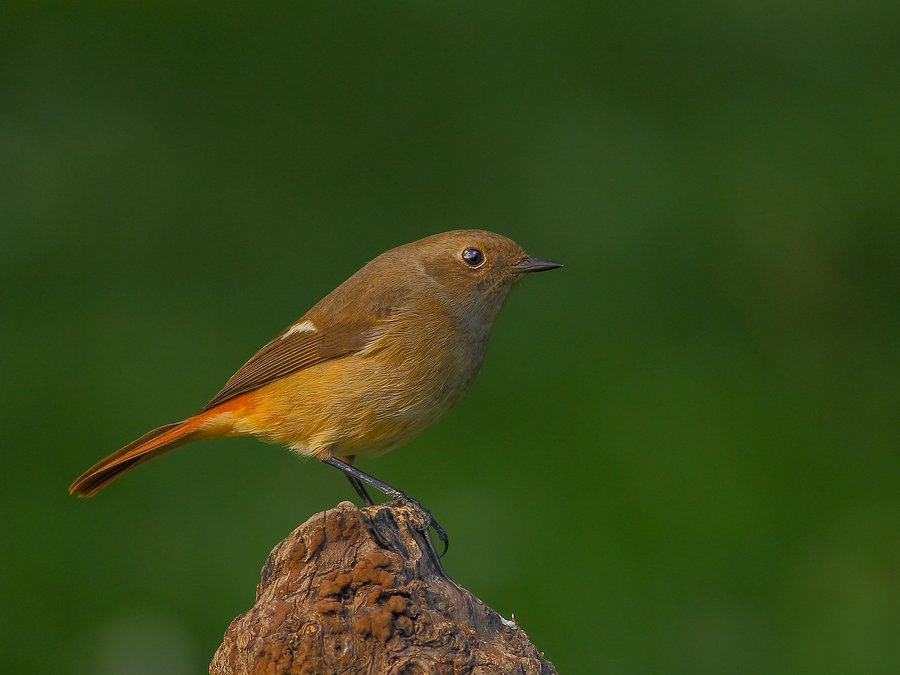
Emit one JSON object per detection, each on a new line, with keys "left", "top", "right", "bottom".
{"left": 284, "top": 320, "right": 316, "bottom": 337}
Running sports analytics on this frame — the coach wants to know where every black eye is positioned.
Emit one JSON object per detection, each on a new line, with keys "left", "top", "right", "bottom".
{"left": 461, "top": 247, "right": 484, "bottom": 267}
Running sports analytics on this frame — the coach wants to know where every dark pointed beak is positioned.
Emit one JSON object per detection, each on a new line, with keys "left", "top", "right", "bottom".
{"left": 513, "top": 256, "right": 563, "bottom": 274}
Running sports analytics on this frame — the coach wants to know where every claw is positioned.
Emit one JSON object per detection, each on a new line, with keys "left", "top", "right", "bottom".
{"left": 390, "top": 496, "right": 449, "bottom": 557}
{"left": 431, "top": 519, "right": 449, "bottom": 557}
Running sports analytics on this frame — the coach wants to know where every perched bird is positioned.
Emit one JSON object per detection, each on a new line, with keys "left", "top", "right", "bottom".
{"left": 70, "top": 230, "right": 561, "bottom": 552}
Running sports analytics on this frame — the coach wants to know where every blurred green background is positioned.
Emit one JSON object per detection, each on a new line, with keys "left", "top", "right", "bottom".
{"left": 2, "top": 3, "right": 899, "bottom": 673}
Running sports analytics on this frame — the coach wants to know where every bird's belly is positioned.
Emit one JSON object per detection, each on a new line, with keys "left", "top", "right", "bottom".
{"left": 240, "top": 336, "right": 481, "bottom": 459}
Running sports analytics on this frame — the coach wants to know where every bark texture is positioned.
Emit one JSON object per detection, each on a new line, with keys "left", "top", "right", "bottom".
{"left": 210, "top": 501, "right": 556, "bottom": 674}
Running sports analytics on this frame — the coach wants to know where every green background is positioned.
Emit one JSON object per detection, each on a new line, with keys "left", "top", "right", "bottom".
{"left": 2, "top": 3, "right": 899, "bottom": 673}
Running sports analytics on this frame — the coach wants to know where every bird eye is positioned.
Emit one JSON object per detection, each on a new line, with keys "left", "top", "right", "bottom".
{"left": 461, "top": 247, "right": 484, "bottom": 267}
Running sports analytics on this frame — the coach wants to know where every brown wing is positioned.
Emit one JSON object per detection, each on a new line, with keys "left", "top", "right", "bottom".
{"left": 201, "top": 317, "right": 378, "bottom": 411}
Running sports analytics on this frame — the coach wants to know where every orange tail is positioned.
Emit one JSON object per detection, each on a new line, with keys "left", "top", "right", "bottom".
{"left": 70, "top": 415, "right": 211, "bottom": 497}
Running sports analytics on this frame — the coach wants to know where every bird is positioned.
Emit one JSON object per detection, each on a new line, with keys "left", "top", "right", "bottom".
{"left": 70, "top": 230, "right": 561, "bottom": 553}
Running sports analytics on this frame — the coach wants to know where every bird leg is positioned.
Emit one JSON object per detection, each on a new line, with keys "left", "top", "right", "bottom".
{"left": 339, "top": 455, "right": 375, "bottom": 506}
{"left": 322, "top": 456, "right": 449, "bottom": 556}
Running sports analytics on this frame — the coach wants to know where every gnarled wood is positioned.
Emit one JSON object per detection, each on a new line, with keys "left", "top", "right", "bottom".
{"left": 211, "top": 501, "right": 556, "bottom": 674}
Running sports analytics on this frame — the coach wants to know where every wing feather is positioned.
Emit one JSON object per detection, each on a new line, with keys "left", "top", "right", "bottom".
{"left": 201, "top": 317, "right": 377, "bottom": 411}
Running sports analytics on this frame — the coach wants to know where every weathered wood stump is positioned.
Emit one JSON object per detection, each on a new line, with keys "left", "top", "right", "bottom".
{"left": 210, "top": 501, "right": 556, "bottom": 674}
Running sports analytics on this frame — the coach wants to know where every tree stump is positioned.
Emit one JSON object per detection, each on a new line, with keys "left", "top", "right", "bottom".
{"left": 210, "top": 501, "right": 557, "bottom": 674}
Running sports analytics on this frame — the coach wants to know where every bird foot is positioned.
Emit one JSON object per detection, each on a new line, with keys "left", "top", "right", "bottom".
{"left": 388, "top": 496, "right": 449, "bottom": 557}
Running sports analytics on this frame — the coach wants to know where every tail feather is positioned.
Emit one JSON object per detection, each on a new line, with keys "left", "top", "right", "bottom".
{"left": 70, "top": 419, "right": 202, "bottom": 497}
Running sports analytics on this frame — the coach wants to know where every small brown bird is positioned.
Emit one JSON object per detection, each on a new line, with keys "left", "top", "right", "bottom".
{"left": 70, "top": 230, "right": 561, "bottom": 552}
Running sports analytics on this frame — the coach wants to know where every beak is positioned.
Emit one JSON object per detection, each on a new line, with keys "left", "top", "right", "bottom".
{"left": 513, "top": 256, "right": 563, "bottom": 274}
